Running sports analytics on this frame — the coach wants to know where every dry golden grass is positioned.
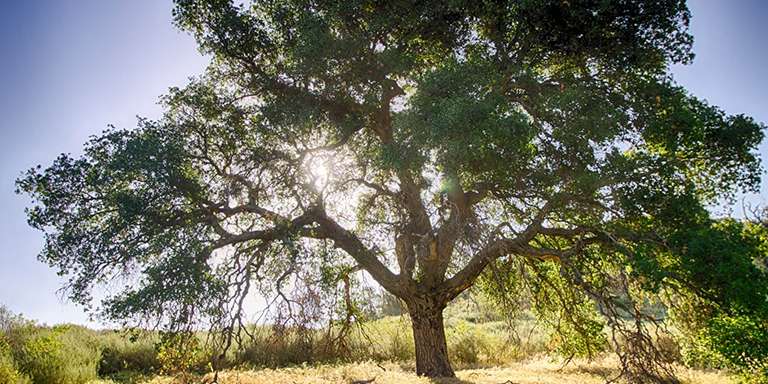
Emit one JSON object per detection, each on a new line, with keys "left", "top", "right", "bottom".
{"left": 100, "top": 358, "right": 731, "bottom": 384}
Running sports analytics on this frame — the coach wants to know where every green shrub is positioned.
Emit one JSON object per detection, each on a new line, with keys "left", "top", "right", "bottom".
{"left": 156, "top": 332, "right": 211, "bottom": 378}
{"left": 680, "top": 332, "right": 728, "bottom": 369}
{"left": 0, "top": 337, "right": 30, "bottom": 384}
{"left": 705, "top": 315, "right": 768, "bottom": 383}
{"left": 97, "top": 332, "right": 159, "bottom": 375}
{"left": 8, "top": 324, "right": 100, "bottom": 384}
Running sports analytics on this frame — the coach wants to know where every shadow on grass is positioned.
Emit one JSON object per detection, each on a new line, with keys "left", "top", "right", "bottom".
{"left": 560, "top": 363, "right": 619, "bottom": 378}
{"left": 428, "top": 377, "right": 476, "bottom": 384}
{"left": 389, "top": 362, "right": 477, "bottom": 384}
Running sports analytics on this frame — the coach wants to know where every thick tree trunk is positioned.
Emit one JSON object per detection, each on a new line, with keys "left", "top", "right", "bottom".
{"left": 406, "top": 298, "right": 455, "bottom": 377}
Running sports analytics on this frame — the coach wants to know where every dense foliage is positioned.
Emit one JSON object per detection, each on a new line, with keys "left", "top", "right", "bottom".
{"left": 1, "top": 308, "right": 100, "bottom": 384}
{"left": 17, "top": 0, "right": 767, "bottom": 380}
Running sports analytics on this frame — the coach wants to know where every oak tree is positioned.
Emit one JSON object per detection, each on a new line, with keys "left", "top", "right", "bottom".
{"left": 18, "top": 0, "right": 768, "bottom": 379}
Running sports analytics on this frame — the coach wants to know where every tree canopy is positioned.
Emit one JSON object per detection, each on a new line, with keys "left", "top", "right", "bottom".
{"left": 17, "top": 0, "right": 768, "bottom": 380}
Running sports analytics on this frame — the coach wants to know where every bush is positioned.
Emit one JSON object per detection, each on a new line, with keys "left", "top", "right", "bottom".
{"left": 0, "top": 337, "right": 30, "bottom": 384}
{"left": 8, "top": 324, "right": 100, "bottom": 384}
{"left": 156, "top": 332, "right": 210, "bottom": 377}
{"left": 97, "top": 331, "right": 159, "bottom": 375}
{"left": 680, "top": 333, "right": 727, "bottom": 369}
{"left": 705, "top": 315, "right": 768, "bottom": 383}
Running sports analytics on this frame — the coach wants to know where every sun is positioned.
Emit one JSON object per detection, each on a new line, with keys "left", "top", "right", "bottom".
{"left": 306, "top": 156, "right": 332, "bottom": 190}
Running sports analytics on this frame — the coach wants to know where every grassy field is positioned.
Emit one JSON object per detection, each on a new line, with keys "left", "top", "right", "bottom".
{"left": 1, "top": 302, "right": 739, "bottom": 384}
{"left": 89, "top": 359, "right": 731, "bottom": 384}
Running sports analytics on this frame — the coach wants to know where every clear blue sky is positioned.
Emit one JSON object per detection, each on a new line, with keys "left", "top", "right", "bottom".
{"left": 0, "top": 1, "right": 766, "bottom": 326}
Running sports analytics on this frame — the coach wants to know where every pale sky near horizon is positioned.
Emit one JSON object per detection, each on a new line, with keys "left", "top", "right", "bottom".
{"left": 0, "top": 1, "right": 767, "bottom": 326}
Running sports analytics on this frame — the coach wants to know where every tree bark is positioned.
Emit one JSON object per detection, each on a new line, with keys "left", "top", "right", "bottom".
{"left": 406, "top": 298, "right": 455, "bottom": 378}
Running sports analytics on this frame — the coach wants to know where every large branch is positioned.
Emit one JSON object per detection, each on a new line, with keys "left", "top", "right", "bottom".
{"left": 438, "top": 198, "right": 558, "bottom": 300}
{"left": 314, "top": 211, "right": 405, "bottom": 296}
{"left": 423, "top": 170, "right": 478, "bottom": 287}
{"left": 208, "top": 202, "right": 403, "bottom": 296}
{"left": 210, "top": 210, "right": 317, "bottom": 248}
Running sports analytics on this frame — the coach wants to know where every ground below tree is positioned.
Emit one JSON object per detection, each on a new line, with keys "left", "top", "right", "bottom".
{"left": 92, "top": 360, "right": 730, "bottom": 384}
